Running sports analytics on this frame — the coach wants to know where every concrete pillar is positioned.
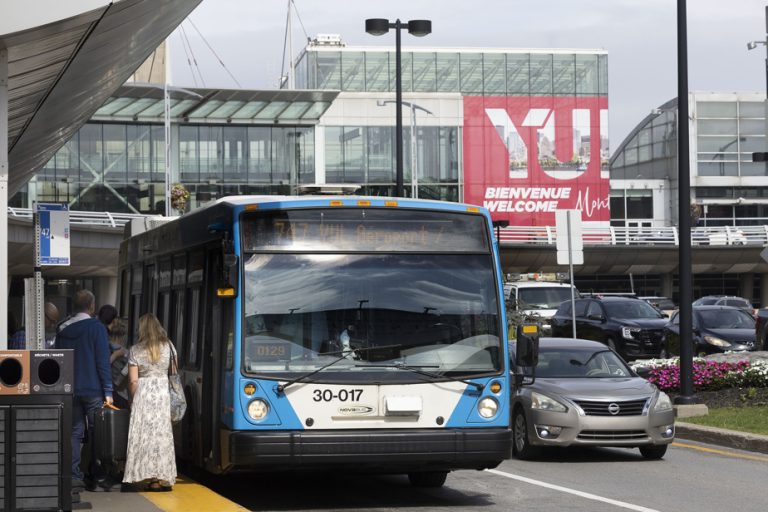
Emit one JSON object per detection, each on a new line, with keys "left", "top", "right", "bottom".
{"left": 761, "top": 274, "right": 768, "bottom": 308}
{"left": 94, "top": 277, "right": 118, "bottom": 308}
{"left": 739, "top": 273, "right": 754, "bottom": 303}
{"left": 660, "top": 273, "right": 674, "bottom": 300}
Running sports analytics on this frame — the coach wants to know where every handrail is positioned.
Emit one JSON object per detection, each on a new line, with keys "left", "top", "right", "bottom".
{"left": 6, "top": 207, "right": 148, "bottom": 228}
{"left": 497, "top": 224, "right": 768, "bottom": 247}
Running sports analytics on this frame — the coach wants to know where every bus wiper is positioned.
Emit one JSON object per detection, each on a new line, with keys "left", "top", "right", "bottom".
{"left": 357, "top": 362, "right": 485, "bottom": 392}
{"left": 275, "top": 344, "right": 404, "bottom": 394}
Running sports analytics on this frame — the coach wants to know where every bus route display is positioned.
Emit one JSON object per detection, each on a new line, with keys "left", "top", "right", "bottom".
{"left": 242, "top": 208, "right": 489, "bottom": 253}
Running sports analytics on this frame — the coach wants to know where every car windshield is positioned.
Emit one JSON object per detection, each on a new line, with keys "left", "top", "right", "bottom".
{"left": 535, "top": 347, "right": 632, "bottom": 378}
{"left": 604, "top": 300, "right": 664, "bottom": 319}
{"left": 242, "top": 253, "right": 501, "bottom": 377}
{"left": 723, "top": 298, "right": 751, "bottom": 308}
{"left": 694, "top": 297, "right": 719, "bottom": 306}
{"left": 518, "top": 287, "right": 574, "bottom": 310}
{"left": 698, "top": 309, "right": 755, "bottom": 329}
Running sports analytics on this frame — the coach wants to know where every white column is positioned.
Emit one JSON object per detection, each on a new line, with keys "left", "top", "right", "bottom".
{"left": 0, "top": 49, "right": 8, "bottom": 348}
{"left": 314, "top": 126, "right": 325, "bottom": 185}
{"left": 739, "top": 273, "right": 754, "bottom": 303}
{"left": 660, "top": 273, "right": 674, "bottom": 299}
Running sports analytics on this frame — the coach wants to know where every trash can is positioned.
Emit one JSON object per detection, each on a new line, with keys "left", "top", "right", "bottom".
{"left": 0, "top": 350, "right": 73, "bottom": 512}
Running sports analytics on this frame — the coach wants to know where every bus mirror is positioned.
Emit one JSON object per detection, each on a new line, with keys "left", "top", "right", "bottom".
{"left": 515, "top": 324, "right": 539, "bottom": 367}
{"left": 217, "top": 253, "right": 239, "bottom": 299}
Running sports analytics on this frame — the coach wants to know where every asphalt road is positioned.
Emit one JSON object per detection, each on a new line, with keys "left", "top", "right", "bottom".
{"left": 201, "top": 440, "right": 768, "bottom": 512}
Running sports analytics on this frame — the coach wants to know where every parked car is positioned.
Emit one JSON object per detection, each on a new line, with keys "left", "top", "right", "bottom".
{"left": 692, "top": 295, "right": 755, "bottom": 317}
{"left": 638, "top": 296, "right": 677, "bottom": 317}
{"left": 691, "top": 227, "right": 748, "bottom": 246}
{"left": 550, "top": 296, "right": 667, "bottom": 360}
{"left": 510, "top": 337, "right": 674, "bottom": 460}
{"left": 504, "top": 279, "right": 580, "bottom": 334}
{"left": 663, "top": 306, "right": 757, "bottom": 357}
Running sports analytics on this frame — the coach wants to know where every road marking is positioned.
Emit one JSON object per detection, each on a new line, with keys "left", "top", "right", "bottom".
{"left": 141, "top": 476, "right": 249, "bottom": 512}
{"left": 673, "top": 441, "right": 768, "bottom": 462}
{"left": 486, "top": 468, "right": 660, "bottom": 512}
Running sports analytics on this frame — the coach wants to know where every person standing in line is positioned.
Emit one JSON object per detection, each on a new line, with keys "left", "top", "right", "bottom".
{"left": 55, "top": 290, "right": 113, "bottom": 499}
{"left": 123, "top": 313, "right": 177, "bottom": 492}
{"left": 7, "top": 302, "right": 59, "bottom": 349}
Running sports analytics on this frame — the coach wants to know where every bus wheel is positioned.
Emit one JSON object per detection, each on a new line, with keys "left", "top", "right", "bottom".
{"left": 408, "top": 471, "right": 448, "bottom": 488}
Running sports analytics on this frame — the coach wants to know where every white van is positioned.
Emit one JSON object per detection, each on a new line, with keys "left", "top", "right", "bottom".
{"left": 504, "top": 276, "right": 579, "bottom": 333}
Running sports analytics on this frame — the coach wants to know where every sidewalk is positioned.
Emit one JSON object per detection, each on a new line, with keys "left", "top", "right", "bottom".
{"left": 77, "top": 490, "right": 162, "bottom": 512}
{"left": 675, "top": 422, "right": 768, "bottom": 455}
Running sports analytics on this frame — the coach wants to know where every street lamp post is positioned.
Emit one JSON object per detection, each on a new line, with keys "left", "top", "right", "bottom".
{"left": 377, "top": 100, "right": 433, "bottom": 197}
{"left": 747, "top": 6, "right": 768, "bottom": 168}
{"left": 366, "top": 18, "right": 432, "bottom": 198}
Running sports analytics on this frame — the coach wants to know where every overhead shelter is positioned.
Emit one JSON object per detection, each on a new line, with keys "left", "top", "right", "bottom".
{"left": 0, "top": 0, "right": 202, "bottom": 346}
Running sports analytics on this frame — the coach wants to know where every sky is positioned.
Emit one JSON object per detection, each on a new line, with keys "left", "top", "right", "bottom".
{"left": 170, "top": 0, "right": 768, "bottom": 150}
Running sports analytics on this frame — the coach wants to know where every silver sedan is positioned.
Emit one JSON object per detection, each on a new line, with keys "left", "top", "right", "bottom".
{"left": 511, "top": 337, "right": 675, "bottom": 460}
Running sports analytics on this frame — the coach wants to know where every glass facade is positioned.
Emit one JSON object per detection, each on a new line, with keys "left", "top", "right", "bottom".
{"left": 696, "top": 100, "right": 766, "bottom": 177}
{"left": 324, "top": 125, "right": 460, "bottom": 200}
{"left": 11, "top": 122, "right": 315, "bottom": 214}
{"left": 296, "top": 49, "right": 608, "bottom": 96}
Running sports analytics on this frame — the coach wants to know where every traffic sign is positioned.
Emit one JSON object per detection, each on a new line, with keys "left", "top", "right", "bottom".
{"left": 34, "top": 203, "right": 70, "bottom": 266}
{"left": 555, "top": 209, "right": 583, "bottom": 265}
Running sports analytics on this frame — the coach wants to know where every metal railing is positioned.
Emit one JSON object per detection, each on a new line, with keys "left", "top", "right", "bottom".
{"left": 497, "top": 225, "right": 768, "bottom": 247}
{"left": 7, "top": 207, "right": 147, "bottom": 229}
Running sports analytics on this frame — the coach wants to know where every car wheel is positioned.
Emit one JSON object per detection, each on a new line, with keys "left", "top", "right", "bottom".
{"left": 512, "top": 408, "right": 540, "bottom": 460}
{"left": 408, "top": 471, "right": 448, "bottom": 488}
{"left": 639, "top": 445, "right": 667, "bottom": 460}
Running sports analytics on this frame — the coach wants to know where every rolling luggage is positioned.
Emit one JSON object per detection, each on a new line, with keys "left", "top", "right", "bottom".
{"left": 93, "top": 405, "right": 130, "bottom": 466}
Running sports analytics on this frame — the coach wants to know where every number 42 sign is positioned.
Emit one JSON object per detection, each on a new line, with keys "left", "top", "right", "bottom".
{"left": 34, "top": 203, "right": 70, "bottom": 266}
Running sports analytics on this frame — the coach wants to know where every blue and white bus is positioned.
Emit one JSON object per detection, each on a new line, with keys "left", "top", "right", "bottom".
{"left": 117, "top": 196, "right": 511, "bottom": 487}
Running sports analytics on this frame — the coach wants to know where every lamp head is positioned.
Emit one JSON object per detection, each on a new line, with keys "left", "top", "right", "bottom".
{"left": 365, "top": 18, "right": 390, "bottom": 36}
{"left": 748, "top": 41, "right": 759, "bottom": 50}
{"left": 407, "top": 19, "right": 432, "bottom": 37}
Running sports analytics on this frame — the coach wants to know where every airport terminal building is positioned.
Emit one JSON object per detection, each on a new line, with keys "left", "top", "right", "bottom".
{"left": 10, "top": 36, "right": 611, "bottom": 230}
{"left": 7, "top": 36, "right": 768, "bottom": 304}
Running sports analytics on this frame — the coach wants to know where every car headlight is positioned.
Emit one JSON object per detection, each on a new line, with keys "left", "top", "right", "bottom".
{"left": 247, "top": 399, "right": 269, "bottom": 421}
{"left": 622, "top": 326, "right": 641, "bottom": 340}
{"left": 703, "top": 335, "right": 731, "bottom": 348}
{"left": 530, "top": 391, "right": 568, "bottom": 413}
{"left": 477, "top": 397, "right": 499, "bottom": 418}
{"left": 653, "top": 392, "right": 673, "bottom": 412}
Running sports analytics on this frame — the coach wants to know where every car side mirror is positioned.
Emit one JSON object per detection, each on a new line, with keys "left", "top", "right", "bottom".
{"left": 587, "top": 313, "right": 604, "bottom": 321}
{"left": 635, "top": 366, "right": 651, "bottom": 380}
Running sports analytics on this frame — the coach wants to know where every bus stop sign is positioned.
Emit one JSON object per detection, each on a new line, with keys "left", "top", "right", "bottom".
{"left": 34, "top": 203, "right": 70, "bottom": 266}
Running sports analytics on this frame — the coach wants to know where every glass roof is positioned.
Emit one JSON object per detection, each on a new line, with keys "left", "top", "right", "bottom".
{"left": 92, "top": 85, "right": 339, "bottom": 124}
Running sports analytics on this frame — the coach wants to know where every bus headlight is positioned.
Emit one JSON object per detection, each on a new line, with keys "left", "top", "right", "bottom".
{"left": 247, "top": 399, "right": 269, "bottom": 421}
{"left": 477, "top": 397, "right": 499, "bottom": 418}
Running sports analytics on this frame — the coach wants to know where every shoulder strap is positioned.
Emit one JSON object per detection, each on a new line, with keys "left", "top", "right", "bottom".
{"left": 167, "top": 341, "right": 178, "bottom": 375}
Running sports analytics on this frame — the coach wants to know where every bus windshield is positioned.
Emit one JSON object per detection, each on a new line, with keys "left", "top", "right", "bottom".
{"left": 241, "top": 228, "right": 501, "bottom": 380}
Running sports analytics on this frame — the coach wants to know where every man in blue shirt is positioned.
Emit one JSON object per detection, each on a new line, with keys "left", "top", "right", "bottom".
{"left": 55, "top": 290, "right": 113, "bottom": 497}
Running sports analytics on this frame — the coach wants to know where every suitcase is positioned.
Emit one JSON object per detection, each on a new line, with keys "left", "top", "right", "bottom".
{"left": 93, "top": 406, "right": 130, "bottom": 466}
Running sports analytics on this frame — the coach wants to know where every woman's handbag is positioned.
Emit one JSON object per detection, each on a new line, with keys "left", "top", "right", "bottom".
{"left": 167, "top": 343, "right": 187, "bottom": 423}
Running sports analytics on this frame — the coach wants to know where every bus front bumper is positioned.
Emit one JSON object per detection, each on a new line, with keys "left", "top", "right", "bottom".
{"left": 220, "top": 428, "right": 511, "bottom": 473}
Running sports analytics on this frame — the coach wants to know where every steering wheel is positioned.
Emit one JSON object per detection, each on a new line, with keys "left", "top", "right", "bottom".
{"left": 586, "top": 368, "right": 605, "bottom": 377}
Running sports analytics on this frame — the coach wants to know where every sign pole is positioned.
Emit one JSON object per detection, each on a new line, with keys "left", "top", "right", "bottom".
{"left": 32, "top": 208, "right": 44, "bottom": 349}
{"left": 567, "top": 213, "right": 576, "bottom": 339}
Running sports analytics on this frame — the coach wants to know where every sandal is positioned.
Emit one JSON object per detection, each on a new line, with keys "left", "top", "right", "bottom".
{"left": 146, "top": 479, "right": 172, "bottom": 492}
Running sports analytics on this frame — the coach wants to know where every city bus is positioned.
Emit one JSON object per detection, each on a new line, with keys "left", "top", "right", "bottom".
{"left": 117, "top": 196, "right": 512, "bottom": 487}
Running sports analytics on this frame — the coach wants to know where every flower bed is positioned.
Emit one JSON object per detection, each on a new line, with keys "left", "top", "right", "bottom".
{"left": 630, "top": 358, "right": 768, "bottom": 393}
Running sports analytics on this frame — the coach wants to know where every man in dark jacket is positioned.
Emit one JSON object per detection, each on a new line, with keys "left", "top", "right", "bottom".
{"left": 55, "top": 290, "right": 113, "bottom": 497}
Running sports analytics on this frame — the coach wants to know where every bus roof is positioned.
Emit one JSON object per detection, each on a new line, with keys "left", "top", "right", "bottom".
{"left": 204, "top": 195, "right": 486, "bottom": 212}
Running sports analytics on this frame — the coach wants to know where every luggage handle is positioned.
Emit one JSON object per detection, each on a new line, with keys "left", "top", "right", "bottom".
{"left": 103, "top": 401, "right": 121, "bottom": 411}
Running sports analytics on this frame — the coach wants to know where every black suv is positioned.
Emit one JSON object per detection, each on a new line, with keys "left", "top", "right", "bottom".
{"left": 550, "top": 296, "right": 668, "bottom": 360}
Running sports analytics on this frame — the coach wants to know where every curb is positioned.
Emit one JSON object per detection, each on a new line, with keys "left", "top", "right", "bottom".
{"left": 675, "top": 422, "right": 768, "bottom": 455}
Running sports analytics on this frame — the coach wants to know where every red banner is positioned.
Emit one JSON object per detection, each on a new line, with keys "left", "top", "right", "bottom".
{"left": 463, "top": 96, "right": 610, "bottom": 225}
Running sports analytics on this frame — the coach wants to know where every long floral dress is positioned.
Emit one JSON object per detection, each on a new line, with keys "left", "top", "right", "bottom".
{"left": 122, "top": 342, "right": 177, "bottom": 485}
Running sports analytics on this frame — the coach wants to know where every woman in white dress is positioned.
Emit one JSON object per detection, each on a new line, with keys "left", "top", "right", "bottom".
{"left": 123, "top": 313, "right": 177, "bottom": 491}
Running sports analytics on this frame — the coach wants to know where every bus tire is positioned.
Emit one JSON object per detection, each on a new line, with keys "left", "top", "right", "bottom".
{"left": 408, "top": 471, "right": 448, "bottom": 488}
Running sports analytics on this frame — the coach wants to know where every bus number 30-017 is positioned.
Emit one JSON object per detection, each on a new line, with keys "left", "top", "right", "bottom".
{"left": 312, "top": 389, "right": 363, "bottom": 402}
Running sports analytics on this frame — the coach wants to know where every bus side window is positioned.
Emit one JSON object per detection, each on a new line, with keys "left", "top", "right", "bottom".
{"left": 186, "top": 287, "right": 201, "bottom": 368}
